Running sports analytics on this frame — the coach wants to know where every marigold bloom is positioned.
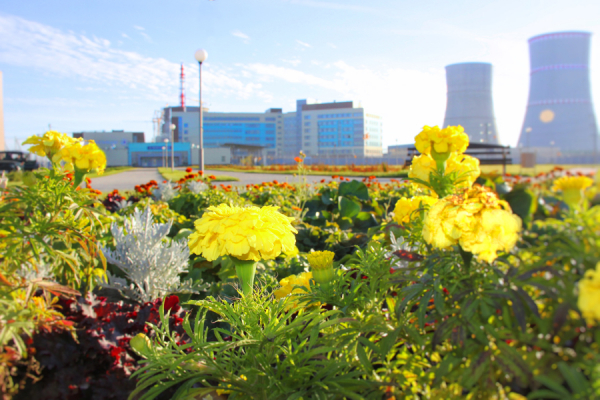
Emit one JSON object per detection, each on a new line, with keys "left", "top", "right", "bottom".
{"left": 552, "top": 176, "right": 594, "bottom": 208}
{"left": 188, "top": 204, "right": 297, "bottom": 261}
{"left": 393, "top": 196, "right": 438, "bottom": 225}
{"left": 22, "top": 131, "right": 79, "bottom": 159}
{"left": 294, "top": 157, "right": 303, "bottom": 163}
{"left": 446, "top": 153, "right": 481, "bottom": 188}
{"left": 273, "top": 272, "right": 313, "bottom": 308}
{"left": 414, "top": 125, "right": 469, "bottom": 156}
{"left": 408, "top": 154, "right": 437, "bottom": 183}
{"left": 53, "top": 139, "right": 107, "bottom": 175}
{"left": 422, "top": 185, "right": 522, "bottom": 263}
{"left": 578, "top": 262, "right": 600, "bottom": 326}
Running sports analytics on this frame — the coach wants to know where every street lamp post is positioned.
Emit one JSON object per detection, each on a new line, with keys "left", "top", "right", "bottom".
{"left": 170, "top": 124, "right": 176, "bottom": 171}
{"left": 162, "top": 146, "right": 166, "bottom": 167}
{"left": 164, "top": 138, "right": 169, "bottom": 168}
{"left": 194, "top": 49, "right": 208, "bottom": 172}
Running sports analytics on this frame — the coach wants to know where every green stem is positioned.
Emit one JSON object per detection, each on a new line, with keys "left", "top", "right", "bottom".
{"left": 231, "top": 258, "right": 257, "bottom": 296}
{"left": 459, "top": 246, "right": 473, "bottom": 272}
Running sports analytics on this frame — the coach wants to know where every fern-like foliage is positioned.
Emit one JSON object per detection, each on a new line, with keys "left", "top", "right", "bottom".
{"left": 152, "top": 181, "right": 178, "bottom": 202}
{"left": 101, "top": 207, "right": 205, "bottom": 303}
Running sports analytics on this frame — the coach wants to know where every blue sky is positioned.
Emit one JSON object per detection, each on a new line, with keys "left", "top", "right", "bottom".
{"left": 1, "top": 0, "right": 599, "bottom": 151}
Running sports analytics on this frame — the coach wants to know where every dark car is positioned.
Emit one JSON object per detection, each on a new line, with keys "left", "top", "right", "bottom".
{"left": 0, "top": 151, "right": 39, "bottom": 172}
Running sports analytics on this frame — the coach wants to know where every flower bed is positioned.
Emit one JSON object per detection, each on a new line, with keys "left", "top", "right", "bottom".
{"left": 1, "top": 128, "right": 599, "bottom": 399}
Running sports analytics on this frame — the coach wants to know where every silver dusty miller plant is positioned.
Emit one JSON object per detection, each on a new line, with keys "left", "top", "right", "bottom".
{"left": 152, "top": 180, "right": 178, "bottom": 202}
{"left": 101, "top": 207, "right": 206, "bottom": 303}
{"left": 187, "top": 180, "right": 209, "bottom": 194}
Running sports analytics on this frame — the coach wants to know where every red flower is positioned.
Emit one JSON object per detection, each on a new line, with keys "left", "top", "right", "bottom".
{"left": 185, "top": 167, "right": 192, "bottom": 173}
{"left": 164, "top": 295, "right": 180, "bottom": 313}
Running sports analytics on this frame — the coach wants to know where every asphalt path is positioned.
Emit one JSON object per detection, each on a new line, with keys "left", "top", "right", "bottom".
{"left": 89, "top": 168, "right": 396, "bottom": 193}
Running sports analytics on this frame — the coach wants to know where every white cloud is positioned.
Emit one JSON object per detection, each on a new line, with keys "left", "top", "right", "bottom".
{"left": 283, "top": 0, "right": 378, "bottom": 13}
{"left": 0, "top": 14, "right": 271, "bottom": 103}
{"left": 133, "top": 25, "right": 145, "bottom": 31}
{"left": 296, "top": 40, "right": 311, "bottom": 48}
{"left": 282, "top": 58, "right": 301, "bottom": 66}
{"left": 239, "top": 61, "right": 447, "bottom": 148}
{"left": 121, "top": 33, "right": 130, "bottom": 39}
{"left": 231, "top": 30, "right": 250, "bottom": 42}
{"left": 327, "top": 43, "right": 337, "bottom": 49}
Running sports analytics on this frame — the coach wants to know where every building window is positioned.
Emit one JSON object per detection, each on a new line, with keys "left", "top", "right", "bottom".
{"left": 304, "top": 115, "right": 311, "bottom": 119}
{"left": 304, "top": 122, "right": 310, "bottom": 126}
{"left": 304, "top": 129, "right": 310, "bottom": 133}
{"left": 184, "top": 123, "right": 189, "bottom": 127}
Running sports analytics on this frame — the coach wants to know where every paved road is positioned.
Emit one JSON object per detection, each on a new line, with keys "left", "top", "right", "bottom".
{"left": 90, "top": 168, "right": 395, "bottom": 193}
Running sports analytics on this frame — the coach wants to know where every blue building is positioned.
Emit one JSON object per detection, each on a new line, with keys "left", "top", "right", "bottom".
{"left": 160, "top": 99, "right": 382, "bottom": 165}
{"left": 128, "top": 142, "right": 191, "bottom": 167}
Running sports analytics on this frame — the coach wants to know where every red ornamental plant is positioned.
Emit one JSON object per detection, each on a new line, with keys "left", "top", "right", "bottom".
{"left": 16, "top": 294, "right": 188, "bottom": 400}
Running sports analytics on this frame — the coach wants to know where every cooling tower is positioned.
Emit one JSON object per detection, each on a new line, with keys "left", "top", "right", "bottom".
{"left": 443, "top": 62, "right": 499, "bottom": 144}
{"left": 517, "top": 31, "right": 599, "bottom": 156}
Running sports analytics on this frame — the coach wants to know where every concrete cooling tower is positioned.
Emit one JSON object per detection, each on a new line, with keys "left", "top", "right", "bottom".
{"left": 517, "top": 31, "right": 599, "bottom": 158}
{"left": 443, "top": 62, "right": 500, "bottom": 144}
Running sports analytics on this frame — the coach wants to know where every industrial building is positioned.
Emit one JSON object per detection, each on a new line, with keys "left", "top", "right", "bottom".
{"left": 73, "top": 130, "right": 145, "bottom": 167}
{"left": 160, "top": 99, "right": 382, "bottom": 165}
{"left": 159, "top": 106, "right": 281, "bottom": 165}
{"left": 517, "top": 31, "right": 599, "bottom": 163}
{"left": 443, "top": 62, "right": 500, "bottom": 144}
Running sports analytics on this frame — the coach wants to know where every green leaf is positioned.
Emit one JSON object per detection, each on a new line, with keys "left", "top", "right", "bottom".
{"left": 558, "top": 362, "right": 589, "bottom": 395}
{"left": 503, "top": 187, "right": 537, "bottom": 224}
{"left": 338, "top": 180, "right": 370, "bottom": 201}
{"left": 356, "top": 343, "right": 373, "bottom": 372}
{"left": 338, "top": 196, "right": 361, "bottom": 219}
{"left": 534, "top": 375, "right": 573, "bottom": 398}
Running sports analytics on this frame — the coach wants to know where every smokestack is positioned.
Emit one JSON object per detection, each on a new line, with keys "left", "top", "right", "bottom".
{"left": 443, "top": 62, "right": 500, "bottom": 144}
{"left": 518, "top": 31, "right": 599, "bottom": 159}
{"left": 180, "top": 63, "right": 186, "bottom": 112}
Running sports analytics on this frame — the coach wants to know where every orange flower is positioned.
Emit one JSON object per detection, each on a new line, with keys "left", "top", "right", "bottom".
{"left": 292, "top": 206, "right": 302, "bottom": 211}
{"left": 209, "top": 175, "right": 217, "bottom": 180}
{"left": 332, "top": 175, "right": 338, "bottom": 179}
{"left": 320, "top": 179, "right": 325, "bottom": 183}
{"left": 294, "top": 157, "right": 303, "bottom": 163}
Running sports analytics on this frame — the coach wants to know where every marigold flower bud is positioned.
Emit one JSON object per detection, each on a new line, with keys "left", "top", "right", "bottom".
{"left": 307, "top": 250, "right": 335, "bottom": 285}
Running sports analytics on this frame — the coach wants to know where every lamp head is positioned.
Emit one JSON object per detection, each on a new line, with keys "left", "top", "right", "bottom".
{"left": 170, "top": 124, "right": 176, "bottom": 131}
{"left": 194, "top": 49, "right": 208, "bottom": 63}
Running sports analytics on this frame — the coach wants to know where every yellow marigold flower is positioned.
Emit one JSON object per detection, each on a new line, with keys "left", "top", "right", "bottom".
{"left": 307, "top": 250, "right": 335, "bottom": 284}
{"left": 392, "top": 195, "right": 438, "bottom": 225}
{"left": 273, "top": 272, "right": 313, "bottom": 309}
{"left": 188, "top": 204, "right": 297, "bottom": 262}
{"left": 409, "top": 153, "right": 480, "bottom": 189}
{"left": 552, "top": 176, "right": 594, "bottom": 191}
{"left": 578, "top": 262, "right": 600, "bottom": 326}
{"left": 552, "top": 176, "right": 594, "bottom": 209}
{"left": 408, "top": 154, "right": 437, "bottom": 183}
{"left": 414, "top": 125, "right": 469, "bottom": 156}
{"left": 53, "top": 139, "right": 107, "bottom": 175}
{"left": 306, "top": 250, "right": 334, "bottom": 270}
{"left": 422, "top": 185, "right": 522, "bottom": 263}
{"left": 22, "top": 131, "right": 79, "bottom": 159}
{"left": 446, "top": 153, "right": 481, "bottom": 188}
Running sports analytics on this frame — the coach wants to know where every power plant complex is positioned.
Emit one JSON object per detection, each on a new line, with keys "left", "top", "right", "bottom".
{"left": 442, "top": 62, "right": 499, "bottom": 145}
{"left": 517, "top": 31, "right": 599, "bottom": 162}
{"left": 18, "top": 30, "right": 594, "bottom": 167}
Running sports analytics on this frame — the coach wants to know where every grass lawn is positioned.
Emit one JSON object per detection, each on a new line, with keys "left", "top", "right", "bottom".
{"left": 158, "top": 168, "right": 239, "bottom": 182}
{"left": 88, "top": 166, "right": 135, "bottom": 179}
{"left": 479, "top": 164, "right": 599, "bottom": 176}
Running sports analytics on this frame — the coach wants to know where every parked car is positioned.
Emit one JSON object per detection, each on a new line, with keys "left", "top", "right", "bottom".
{"left": 0, "top": 151, "right": 39, "bottom": 172}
